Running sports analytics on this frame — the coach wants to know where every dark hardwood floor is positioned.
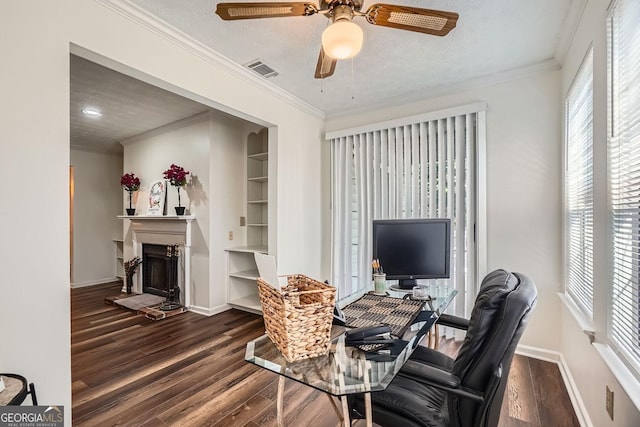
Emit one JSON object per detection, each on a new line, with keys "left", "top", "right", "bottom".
{"left": 71, "top": 282, "right": 579, "bottom": 426}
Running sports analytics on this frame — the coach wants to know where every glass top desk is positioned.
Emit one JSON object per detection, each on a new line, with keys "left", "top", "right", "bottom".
{"left": 246, "top": 285, "right": 457, "bottom": 427}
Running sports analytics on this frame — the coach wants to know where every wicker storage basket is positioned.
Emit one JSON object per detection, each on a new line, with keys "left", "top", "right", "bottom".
{"left": 257, "top": 274, "right": 336, "bottom": 362}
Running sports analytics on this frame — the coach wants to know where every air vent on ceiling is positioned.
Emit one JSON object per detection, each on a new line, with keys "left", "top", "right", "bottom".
{"left": 245, "top": 59, "right": 279, "bottom": 78}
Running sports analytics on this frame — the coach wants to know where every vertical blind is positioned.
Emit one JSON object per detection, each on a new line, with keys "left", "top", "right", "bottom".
{"left": 565, "top": 48, "right": 594, "bottom": 317}
{"left": 330, "top": 107, "right": 483, "bottom": 319}
{"left": 608, "top": 0, "right": 640, "bottom": 375}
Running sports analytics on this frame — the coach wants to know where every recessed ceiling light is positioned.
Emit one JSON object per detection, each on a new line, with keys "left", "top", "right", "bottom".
{"left": 82, "top": 108, "right": 102, "bottom": 118}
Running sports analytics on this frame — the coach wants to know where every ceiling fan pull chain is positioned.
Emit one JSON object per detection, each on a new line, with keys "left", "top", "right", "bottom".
{"left": 351, "top": 57, "right": 355, "bottom": 100}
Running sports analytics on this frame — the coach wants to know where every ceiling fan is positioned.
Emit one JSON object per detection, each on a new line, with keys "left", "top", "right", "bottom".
{"left": 215, "top": 0, "right": 458, "bottom": 79}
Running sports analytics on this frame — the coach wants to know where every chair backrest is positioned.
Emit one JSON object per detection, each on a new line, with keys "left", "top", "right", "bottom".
{"left": 448, "top": 269, "right": 537, "bottom": 427}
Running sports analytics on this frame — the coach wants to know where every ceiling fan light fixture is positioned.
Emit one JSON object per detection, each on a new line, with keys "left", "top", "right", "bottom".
{"left": 321, "top": 20, "right": 363, "bottom": 60}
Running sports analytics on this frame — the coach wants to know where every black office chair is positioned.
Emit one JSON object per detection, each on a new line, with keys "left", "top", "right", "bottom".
{"left": 350, "top": 269, "right": 537, "bottom": 427}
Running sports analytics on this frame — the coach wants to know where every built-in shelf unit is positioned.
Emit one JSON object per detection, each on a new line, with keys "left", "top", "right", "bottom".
{"left": 227, "top": 128, "right": 269, "bottom": 314}
{"left": 114, "top": 239, "right": 124, "bottom": 280}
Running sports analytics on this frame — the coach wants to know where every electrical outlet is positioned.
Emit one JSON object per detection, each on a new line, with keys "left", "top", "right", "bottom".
{"left": 240, "top": 216, "right": 246, "bottom": 226}
{"left": 606, "top": 385, "right": 614, "bottom": 421}
{"left": 228, "top": 231, "right": 233, "bottom": 240}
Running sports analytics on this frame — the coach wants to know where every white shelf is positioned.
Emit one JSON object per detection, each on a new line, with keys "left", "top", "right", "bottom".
{"left": 118, "top": 215, "right": 195, "bottom": 220}
{"left": 227, "top": 128, "right": 269, "bottom": 316}
{"left": 248, "top": 152, "right": 268, "bottom": 161}
{"left": 226, "top": 246, "right": 268, "bottom": 253}
{"left": 248, "top": 176, "right": 268, "bottom": 183}
{"left": 228, "top": 294, "right": 262, "bottom": 313}
{"left": 229, "top": 269, "right": 259, "bottom": 280}
{"left": 114, "top": 239, "right": 124, "bottom": 281}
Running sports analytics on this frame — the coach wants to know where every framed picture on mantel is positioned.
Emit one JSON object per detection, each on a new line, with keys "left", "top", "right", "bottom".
{"left": 147, "top": 180, "right": 166, "bottom": 216}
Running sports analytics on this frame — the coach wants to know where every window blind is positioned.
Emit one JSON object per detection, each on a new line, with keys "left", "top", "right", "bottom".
{"left": 608, "top": 0, "right": 640, "bottom": 375}
{"left": 330, "top": 106, "right": 484, "bottom": 319}
{"left": 565, "top": 48, "right": 594, "bottom": 317}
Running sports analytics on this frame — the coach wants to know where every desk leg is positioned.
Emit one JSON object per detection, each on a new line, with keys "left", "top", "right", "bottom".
{"left": 340, "top": 396, "right": 351, "bottom": 426}
{"left": 326, "top": 395, "right": 344, "bottom": 424}
{"left": 364, "top": 392, "right": 372, "bottom": 427}
{"left": 434, "top": 324, "right": 440, "bottom": 349}
{"left": 277, "top": 376, "right": 285, "bottom": 427}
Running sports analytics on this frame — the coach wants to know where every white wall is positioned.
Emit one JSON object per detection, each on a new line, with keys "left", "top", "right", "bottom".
{"left": 559, "top": 0, "right": 640, "bottom": 425}
{"left": 326, "top": 69, "right": 563, "bottom": 352}
{"left": 2, "top": 1, "right": 324, "bottom": 422}
{"left": 2, "top": 1, "right": 73, "bottom": 415}
{"left": 207, "top": 112, "right": 249, "bottom": 312}
{"left": 70, "top": 148, "right": 123, "bottom": 286}
{"left": 123, "top": 113, "right": 212, "bottom": 309}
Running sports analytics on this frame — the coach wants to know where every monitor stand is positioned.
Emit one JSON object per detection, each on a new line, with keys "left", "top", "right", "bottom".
{"left": 397, "top": 279, "right": 417, "bottom": 290}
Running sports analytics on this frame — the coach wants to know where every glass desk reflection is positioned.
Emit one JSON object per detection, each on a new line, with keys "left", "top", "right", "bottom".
{"left": 245, "top": 286, "right": 457, "bottom": 427}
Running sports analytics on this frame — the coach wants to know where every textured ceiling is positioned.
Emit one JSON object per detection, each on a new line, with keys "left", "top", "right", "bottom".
{"left": 130, "top": 0, "right": 577, "bottom": 115}
{"left": 70, "top": 55, "right": 209, "bottom": 152}
{"left": 71, "top": 0, "right": 581, "bottom": 151}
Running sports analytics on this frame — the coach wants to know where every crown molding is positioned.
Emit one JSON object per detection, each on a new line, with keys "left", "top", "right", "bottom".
{"left": 119, "top": 111, "right": 212, "bottom": 146}
{"left": 95, "top": 0, "right": 325, "bottom": 120}
{"left": 71, "top": 142, "right": 123, "bottom": 155}
{"left": 325, "top": 59, "right": 561, "bottom": 120}
{"left": 553, "top": 0, "right": 589, "bottom": 66}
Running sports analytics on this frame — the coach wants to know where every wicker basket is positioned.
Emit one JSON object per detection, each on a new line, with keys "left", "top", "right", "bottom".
{"left": 257, "top": 274, "right": 336, "bottom": 362}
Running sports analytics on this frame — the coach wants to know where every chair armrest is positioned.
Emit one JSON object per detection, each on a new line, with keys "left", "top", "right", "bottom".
{"left": 400, "top": 360, "right": 484, "bottom": 403}
{"left": 401, "top": 360, "right": 460, "bottom": 388}
{"left": 436, "top": 313, "right": 470, "bottom": 330}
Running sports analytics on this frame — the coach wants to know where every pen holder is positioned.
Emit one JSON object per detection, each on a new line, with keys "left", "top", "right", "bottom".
{"left": 373, "top": 273, "right": 387, "bottom": 295}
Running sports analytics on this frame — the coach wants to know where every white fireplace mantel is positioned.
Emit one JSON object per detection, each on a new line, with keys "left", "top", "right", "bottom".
{"left": 119, "top": 215, "right": 195, "bottom": 308}
{"left": 117, "top": 214, "right": 195, "bottom": 221}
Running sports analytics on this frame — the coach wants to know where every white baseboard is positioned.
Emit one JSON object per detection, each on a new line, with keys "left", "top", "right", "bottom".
{"left": 71, "top": 277, "right": 121, "bottom": 288}
{"left": 189, "top": 303, "right": 231, "bottom": 317}
{"left": 558, "top": 353, "right": 593, "bottom": 427}
{"left": 517, "top": 344, "right": 592, "bottom": 427}
{"left": 516, "top": 344, "right": 561, "bottom": 363}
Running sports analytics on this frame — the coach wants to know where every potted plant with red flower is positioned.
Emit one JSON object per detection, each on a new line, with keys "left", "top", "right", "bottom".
{"left": 163, "top": 164, "right": 190, "bottom": 215}
{"left": 120, "top": 173, "right": 141, "bottom": 215}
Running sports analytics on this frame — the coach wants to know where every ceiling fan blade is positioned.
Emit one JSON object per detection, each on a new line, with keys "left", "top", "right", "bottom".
{"left": 314, "top": 47, "right": 336, "bottom": 79}
{"left": 365, "top": 3, "right": 458, "bottom": 36}
{"left": 216, "top": 2, "right": 318, "bottom": 20}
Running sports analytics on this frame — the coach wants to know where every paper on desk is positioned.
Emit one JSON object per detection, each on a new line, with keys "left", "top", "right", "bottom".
{"left": 254, "top": 252, "right": 284, "bottom": 290}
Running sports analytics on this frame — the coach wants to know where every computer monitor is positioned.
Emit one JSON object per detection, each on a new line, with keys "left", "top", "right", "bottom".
{"left": 372, "top": 218, "right": 451, "bottom": 289}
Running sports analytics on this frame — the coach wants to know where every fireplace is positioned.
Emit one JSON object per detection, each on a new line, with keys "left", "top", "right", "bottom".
{"left": 142, "top": 244, "right": 178, "bottom": 297}
{"left": 123, "top": 216, "right": 194, "bottom": 309}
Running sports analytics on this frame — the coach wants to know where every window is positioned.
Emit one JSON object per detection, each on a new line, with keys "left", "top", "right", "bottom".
{"left": 329, "top": 104, "right": 485, "bottom": 318}
{"left": 565, "top": 48, "right": 594, "bottom": 318}
{"left": 608, "top": 0, "right": 640, "bottom": 376}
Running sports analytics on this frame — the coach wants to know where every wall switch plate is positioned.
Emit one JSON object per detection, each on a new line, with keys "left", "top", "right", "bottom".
{"left": 240, "top": 216, "right": 246, "bottom": 226}
{"left": 228, "top": 231, "right": 233, "bottom": 240}
{"left": 606, "top": 385, "right": 614, "bottom": 421}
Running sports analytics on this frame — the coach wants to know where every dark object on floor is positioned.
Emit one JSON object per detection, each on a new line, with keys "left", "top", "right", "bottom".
{"left": 0, "top": 373, "right": 37, "bottom": 405}
{"left": 350, "top": 269, "right": 538, "bottom": 427}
